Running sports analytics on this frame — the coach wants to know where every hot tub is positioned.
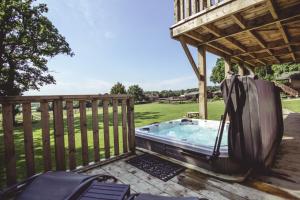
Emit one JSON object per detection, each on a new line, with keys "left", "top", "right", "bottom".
{"left": 135, "top": 119, "right": 245, "bottom": 175}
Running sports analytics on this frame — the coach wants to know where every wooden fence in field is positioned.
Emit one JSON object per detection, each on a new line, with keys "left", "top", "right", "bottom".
{"left": 174, "top": 0, "right": 226, "bottom": 22}
{"left": 0, "top": 94, "right": 135, "bottom": 187}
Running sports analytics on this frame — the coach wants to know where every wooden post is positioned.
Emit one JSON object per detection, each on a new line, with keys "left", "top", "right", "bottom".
{"left": 2, "top": 103, "right": 17, "bottom": 186}
{"left": 79, "top": 101, "right": 88, "bottom": 166}
{"left": 103, "top": 99, "right": 110, "bottom": 159}
{"left": 127, "top": 98, "right": 135, "bottom": 153}
{"left": 53, "top": 100, "right": 66, "bottom": 171}
{"left": 198, "top": 46, "right": 207, "bottom": 119}
{"left": 92, "top": 100, "right": 100, "bottom": 162}
{"left": 22, "top": 103, "right": 35, "bottom": 177}
{"left": 224, "top": 56, "right": 232, "bottom": 78}
{"left": 66, "top": 100, "right": 76, "bottom": 170}
{"left": 238, "top": 62, "right": 247, "bottom": 76}
{"left": 121, "top": 99, "right": 128, "bottom": 153}
{"left": 41, "top": 101, "right": 52, "bottom": 172}
{"left": 112, "top": 99, "right": 119, "bottom": 156}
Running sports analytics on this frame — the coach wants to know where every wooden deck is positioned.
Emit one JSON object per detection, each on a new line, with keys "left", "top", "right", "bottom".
{"left": 85, "top": 109, "right": 300, "bottom": 200}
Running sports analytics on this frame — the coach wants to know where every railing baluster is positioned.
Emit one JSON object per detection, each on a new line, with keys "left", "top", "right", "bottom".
{"left": 79, "top": 100, "right": 88, "bottom": 166}
{"left": 121, "top": 99, "right": 128, "bottom": 153}
{"left": 113, "top": 99, "right": 119, "bottom": 156}
{"left": 22, "top": 103, "right": 35, "bottom": 177}
{"left": 2, "top": 103, "right": 17, "bottom": 186}
{"left": 41, "top": 101, "right": 52, "bottom": 171}
{"left": 103, "top": 99, "right": 110, "bottom": 159}
{"left": 53, "top": 100, "right": 66, "bottom": 170}
{"left": 206, "top": 0, "right": 211, "bottom": 8}
{"left": 92, "top": 99, "right": 100, "bottom": 162}
{"left": 174, "top": 0, "right": 179, "bottom": 22}
{"left": 66, "top": 100, "right": 76, "bottom": 170}
{"left": 186, "top": 0, "right": 191, "bottom": 17}
{"left": 127, "top": 98, "right": 135, "bottom": 153}
{"left": 191, "top": 0, "right": 197, "bottom": 15}
{"left": 180, "top": 0, "right": 185, "bottom": 20}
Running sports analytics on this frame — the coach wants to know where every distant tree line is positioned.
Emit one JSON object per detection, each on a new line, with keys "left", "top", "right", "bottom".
{"left": 109, "top": 82, "right": 220, "bottom": 103}
{"left": 210, "top": 58, "right": 300, "bottom": 84}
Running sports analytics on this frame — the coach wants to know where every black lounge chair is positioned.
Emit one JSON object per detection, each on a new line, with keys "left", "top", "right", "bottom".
{"left": 3, "top": 171, "right": 202, "bottom": 200}
{"left": 5, "top": 171, "right": 122, "bottom": 200}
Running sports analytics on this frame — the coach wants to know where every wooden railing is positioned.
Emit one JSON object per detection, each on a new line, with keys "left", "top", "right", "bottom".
{"left": 174, "top": 0, "right": 225, "bottom": 23}
{"left": 274, "top": 82, "right": 300, "bottom": 97}
{"left": 0, "top": 94, "right": 135, "bottom": 188}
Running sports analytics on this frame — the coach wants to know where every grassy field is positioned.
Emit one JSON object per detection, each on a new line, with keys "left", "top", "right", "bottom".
{"left": 0, "top": 99, "right": 299, "bottom": 187}
{"left": 281, "top": 98, "right": 300, "bottom": 112}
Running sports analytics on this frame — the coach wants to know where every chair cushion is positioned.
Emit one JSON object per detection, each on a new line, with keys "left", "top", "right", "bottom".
{"left": 17, "top": 171, "right": 91, "bottom": 200}
{"left": 77, "top": 181, "right": 130, "bottom": 200}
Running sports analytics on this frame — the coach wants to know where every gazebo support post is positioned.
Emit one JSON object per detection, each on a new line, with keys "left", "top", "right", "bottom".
{"left": 198, "top": 46, "right": 208, "bottom": 119}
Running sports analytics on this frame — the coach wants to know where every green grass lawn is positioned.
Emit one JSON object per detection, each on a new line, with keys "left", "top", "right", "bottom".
{"left": 281, "top": 98, "right": 300, "bottom": 113}
{"left": 0, "top": 99, "right": 299, "bottom": 188}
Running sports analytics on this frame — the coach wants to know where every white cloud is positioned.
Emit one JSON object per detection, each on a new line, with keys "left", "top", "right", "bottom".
{"left": 25, "top": 79, "right": 112, "bottom": 95}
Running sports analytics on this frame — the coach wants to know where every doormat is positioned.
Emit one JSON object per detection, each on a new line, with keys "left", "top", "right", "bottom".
{"left": 126, "top": 154, "right": 186, "bottom": 182}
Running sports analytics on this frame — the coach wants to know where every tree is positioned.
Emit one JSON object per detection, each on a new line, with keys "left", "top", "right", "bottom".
{"left": 210, "top": 58, "right": 238, "bottom": 84}
{"left": 0, "top": 0, "right": 73, "bottom": 96}
{"left": 110, "top": 82, "right": 126, "bottom": 94}
{"left": 127, "top": 85, "right": 145, "bottom": 102}
{"left": 255, "top": 63, "right": 300, "bottom": 81}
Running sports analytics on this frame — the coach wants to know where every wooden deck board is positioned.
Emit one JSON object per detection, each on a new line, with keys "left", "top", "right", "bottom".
{"left": 85, "top": 110, "right": 300, "bottom": 200}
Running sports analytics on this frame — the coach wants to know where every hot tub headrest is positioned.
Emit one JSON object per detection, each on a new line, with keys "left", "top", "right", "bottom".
{"left": 221, "top": 76, "right": 283, "bottom": 168}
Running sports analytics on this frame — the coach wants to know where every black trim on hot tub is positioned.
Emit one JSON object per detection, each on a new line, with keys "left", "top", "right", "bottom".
{"left": 135, "top": 131, "right": 229, "bottom": 158}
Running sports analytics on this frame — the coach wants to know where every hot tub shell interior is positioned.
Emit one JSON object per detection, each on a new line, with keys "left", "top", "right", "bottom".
{"left": 135, "top": 119, "right": 247, "bottom": 175}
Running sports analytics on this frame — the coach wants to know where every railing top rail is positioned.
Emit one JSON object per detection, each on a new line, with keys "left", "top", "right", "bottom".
{"left": 0, "top": 94, "right": 132, "bottom": 103}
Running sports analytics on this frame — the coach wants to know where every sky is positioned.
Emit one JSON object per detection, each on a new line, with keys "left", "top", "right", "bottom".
{"left": 26, "top": 0, "right": 219, "bottom": 95}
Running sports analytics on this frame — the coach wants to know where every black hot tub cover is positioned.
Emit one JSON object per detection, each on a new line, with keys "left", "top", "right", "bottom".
{"left": 221, "top": 76, "right": 284, "bottom": 168}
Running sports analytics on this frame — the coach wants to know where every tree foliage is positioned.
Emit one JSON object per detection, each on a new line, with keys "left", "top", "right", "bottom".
{"left": 255, "top": 63, "right": 300, "bottom": 80}
{"left": 0, "top": 0, "right": 73, "bottom": 96}
{"left": 110, "top": 82, "right": 126, "bottom": 94}
{"left": 127, "top": 84, "right": 145, "bottom": 102}
{"left": 210, "top": 58, "right": 238, "bottom": 84}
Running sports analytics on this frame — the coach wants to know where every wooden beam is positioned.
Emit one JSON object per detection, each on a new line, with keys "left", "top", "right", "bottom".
{"left": 198, "top": 45, "right": 207, "bottom": 119}
{"left": 267, "top": 0, "right": 297, "bottom": 61}
{"left": 204, "top": 24, "right": 222, "bottom": 37}
{"left": 233, "top": 37, "right": 300, "bottom": 57}
{"left": 244, "top": 49, "right": 300, "bottom": 62}
{"left": 267, "top": 0, "right": 278, "bottom": 20}
{"left": 179, "top": 37, "right": 204, "bottom": 81}
{"left": 177, "top": 5, "right": 300, "bottom": 46}
{"left": 231, "top": 13, "right": 246, "bottom": 29}
{"left": 179, "top": 33, "right": 256, "bottom": 67}
{"left": 226, "top": 37, "right": 247, "bottom": 52}
{"left": 248, "top": 30, "right": 280, "bottom": 63}
{"left": 204, "top": 23, "right": 270, "bottom": 65}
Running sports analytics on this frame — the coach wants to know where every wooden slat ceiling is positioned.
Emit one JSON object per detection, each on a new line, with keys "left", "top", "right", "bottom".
{"left": 171, "top": 0, "right": 300, "bottom": 67}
